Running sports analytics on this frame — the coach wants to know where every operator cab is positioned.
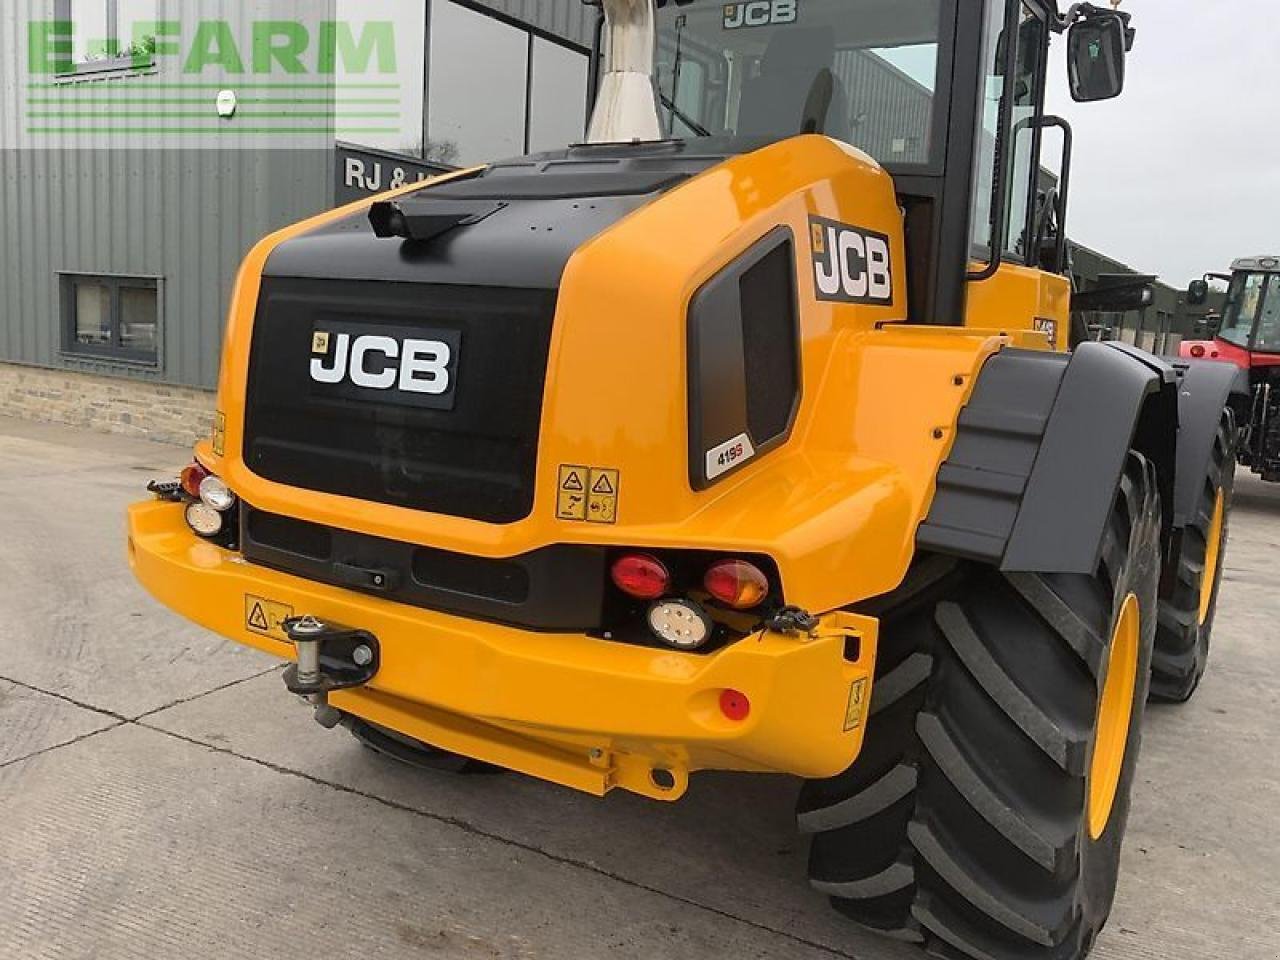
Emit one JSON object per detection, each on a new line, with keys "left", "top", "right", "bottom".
{"left": 1214, "top": 257, "right": 1280, "bottom": 356}
{"left": 633, "top": 0, "right": 1134, "bottom": 329}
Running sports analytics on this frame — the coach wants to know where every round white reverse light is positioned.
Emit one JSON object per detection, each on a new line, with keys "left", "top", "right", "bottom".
{"left": 185, "top": 500, "right": 224, "bottom": 538}
{"left": 198, "top": 475, "right": 236, "bottom": 512}
{"left": 646, "top": 599, "right": 712, "bottom": 650}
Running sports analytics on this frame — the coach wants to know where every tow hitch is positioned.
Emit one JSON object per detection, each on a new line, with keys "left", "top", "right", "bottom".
{"left": 281, "top": 615, "right": 380, "bottom": 729}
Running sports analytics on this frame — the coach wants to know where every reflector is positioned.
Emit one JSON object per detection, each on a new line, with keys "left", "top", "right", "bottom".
{"left": 719, "top": 689, "right": 751, "bottom": 722}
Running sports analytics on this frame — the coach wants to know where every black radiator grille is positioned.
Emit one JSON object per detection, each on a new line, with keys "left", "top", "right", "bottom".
{"left": 243, "top": 277, "right": 556, "bottom": 524}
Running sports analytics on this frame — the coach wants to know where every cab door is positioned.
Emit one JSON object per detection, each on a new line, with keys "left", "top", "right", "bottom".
{"left": 963, "top": 0, "right": 1070, "bottom": 350}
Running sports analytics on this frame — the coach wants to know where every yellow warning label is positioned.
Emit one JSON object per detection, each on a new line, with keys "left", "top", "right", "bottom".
{"left": 212, "top": 411, "right": 226, "bottom": 457}
{"left": 843, "top": 677, "right": 869, "bottom": 732}
{"left": 556, "top": 465, "right": 590, "bottom": 521}
{"left": 311, "top": 331, "right": 330, "bottom": 354}
{"left": 811, "top": 221, "right": 825, "bottom": 254}
{"left": 587, "top": 468, "right": 620, "bottom": 525}
{"left": 245, "top": 594, "right": 294, "bottom": 642}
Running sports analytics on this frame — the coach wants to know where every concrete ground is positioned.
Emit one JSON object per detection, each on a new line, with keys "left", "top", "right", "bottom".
{"left": 0, "top": 415, "right": 1276, "bottom": 960}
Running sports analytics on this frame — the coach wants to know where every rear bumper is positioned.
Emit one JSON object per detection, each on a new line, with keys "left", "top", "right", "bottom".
{"left": 127, "top": 499, "right": 877, "bottom": 800}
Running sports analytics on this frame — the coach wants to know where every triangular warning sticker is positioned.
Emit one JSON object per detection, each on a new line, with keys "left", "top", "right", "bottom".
{"left": 247, "top": 602, "right": 270, "bottom": 631}
{"left": 591, "top": 473, "right": 615, "bottom": 495}
{"left": 562, "top": 471, "right": 584, "bottom": 492}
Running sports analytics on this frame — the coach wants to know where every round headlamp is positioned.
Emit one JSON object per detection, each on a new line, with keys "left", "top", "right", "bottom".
{"left": 646, "top": 598, "right": 712, "bottom": 650}
{"left": 184, "top": 500, "right": 224, "bottom": 538}
{"left": 198, "top": 474, "right": 236, "bottom": 512}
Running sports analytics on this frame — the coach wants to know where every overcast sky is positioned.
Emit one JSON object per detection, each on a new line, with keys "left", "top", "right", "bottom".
{"left": 1044, "top": 0, "right": 1279, "bottom": 287}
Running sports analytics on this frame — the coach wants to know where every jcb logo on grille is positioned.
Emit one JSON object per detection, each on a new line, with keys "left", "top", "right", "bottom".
{"left": 809, "top": 215, "right": 894, "bottom": 306}
{"left": 723, "top": 0, "right": 797, "bottom": 29}
{"left": 308, "top": 325, "right": 460, "bottom": 409}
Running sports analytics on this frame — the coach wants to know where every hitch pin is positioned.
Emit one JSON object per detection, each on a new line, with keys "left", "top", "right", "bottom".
{"left": 286, "top": 616, "right": 342, "bottom": 727}
{"left": 290, "top": 615, "right": 326, "bottom": 688}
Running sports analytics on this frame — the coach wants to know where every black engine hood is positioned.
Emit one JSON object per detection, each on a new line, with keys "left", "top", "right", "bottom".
{"left": 263, "top": 143, "right": 734, "bottom": 289}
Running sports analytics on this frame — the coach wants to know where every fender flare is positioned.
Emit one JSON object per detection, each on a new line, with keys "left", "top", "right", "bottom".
{"left": 918, "top": 341, "right": 1179, "bottom": 575}
{"left": 1170, "top": 358, "right": 1248, "bottom": 525}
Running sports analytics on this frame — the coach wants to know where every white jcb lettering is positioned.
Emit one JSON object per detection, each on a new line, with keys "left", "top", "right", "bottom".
{"left": 744, "top": 1, "right": 771, "bottom": 26}
{"left": 865, "top": 236, "right": 892, "bottom": 301}
{"left": 349, "top": 335, "right": 399, "bottom": 390}
{"left": 838, "top": 229, "right": 868, "bottom": 299}
{"left": 723, "top": 0, "right": 797, "bottom": 29}
{"left": 398, "top": 339, "right": 451, "bottom": 395}
{"left": 815, "top": 226, "right": 842, "bottom": 296}
{"left": 310, "top": 333, "right": 350, "bottom": 383}
{"left": 310, "top": 332, "right": 454, "bottom": 396}
{"left": 808, "top": 216, "right": 894, "bottom": 305}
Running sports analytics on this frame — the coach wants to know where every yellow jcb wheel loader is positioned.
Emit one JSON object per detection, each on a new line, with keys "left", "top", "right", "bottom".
{"left": 128, "top": 1, "right": 1242, "bottom": 957}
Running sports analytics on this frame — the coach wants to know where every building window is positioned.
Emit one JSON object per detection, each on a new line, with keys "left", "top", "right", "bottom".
{"left": 528, "top": 36, "right": 590, "bottom": 154}
{"left": 61, "top": 274, "right": 160, "bottom": 364}
{"left": 54, "top": 0, "right": 159, "bottom": 76}
{"left": 335, "top": 0, "right": 591, "bottom": 166}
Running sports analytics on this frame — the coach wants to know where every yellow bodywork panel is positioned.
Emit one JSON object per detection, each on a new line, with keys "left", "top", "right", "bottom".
{"left": 965, "top": 259, "right": 1072, "bottom": 351}
{"left": 136, "top": 134, "right": 1057, "bottom": 799}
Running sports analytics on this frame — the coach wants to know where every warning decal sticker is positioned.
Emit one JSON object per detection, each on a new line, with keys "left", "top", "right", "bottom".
{"left": 843, "top": 677, "right": 869, "bottom": 732}
{"left": 556, "top": 465, "right": 590, "bottom": 521}
{"left": 556, "top": 465, "right": 620, "bottom": 524}
{"left": 245, "top": 594, "right": 294, "bottom": 642}
{"left": 212, "top": 411, "right": 226, "bottom": 456}
{"left": 586, "top": 468, "right": 620, "bottom": 524}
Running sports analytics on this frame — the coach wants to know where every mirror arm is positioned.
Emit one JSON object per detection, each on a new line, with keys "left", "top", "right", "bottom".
{"left": 1058, "top": 3, "right": 1135, "bottom": 49}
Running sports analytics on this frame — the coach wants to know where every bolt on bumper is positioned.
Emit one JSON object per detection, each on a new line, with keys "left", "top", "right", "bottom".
{"left": 128, "top": 498, "right": 879, "bottom": 800}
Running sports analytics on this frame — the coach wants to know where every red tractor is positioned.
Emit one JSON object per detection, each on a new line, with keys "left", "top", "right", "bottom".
{"left": 1182, "top": 256, "right": 1280, "bottom": 481}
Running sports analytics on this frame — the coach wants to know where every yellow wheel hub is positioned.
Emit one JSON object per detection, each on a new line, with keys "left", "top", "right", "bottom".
{"left": 1199, "top": 488, "right": 1226, "bottom": 625}
{"left": 1088, "top": 592, "right": 1140, "bottom": 840}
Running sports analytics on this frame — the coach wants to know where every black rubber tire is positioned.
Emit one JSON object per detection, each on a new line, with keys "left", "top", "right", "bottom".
{"left": 344, "top": 715, "right": 500, "bottom": 774}
{"left": 1150, "top": 409, "right": 1236, "bottom": 703}
{"left": 798, "top": 453, "right": 1161, "bottom": 960}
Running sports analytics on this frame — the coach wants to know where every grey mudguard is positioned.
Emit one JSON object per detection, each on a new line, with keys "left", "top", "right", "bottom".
{"left": 1171, "top": 359, "right": 1248, "bottom": 525}
{"left": 920, "top": 341, "right": 1179, "bottom": 576}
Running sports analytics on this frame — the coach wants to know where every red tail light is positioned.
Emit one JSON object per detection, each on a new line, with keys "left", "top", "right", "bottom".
{"left": 179, "top": 462, "right": 211, "bottom": 498}
{"left": 704, "top": 559, "right": 769, "bottom": 609}
{"left": 1190, "top": 344, "right": 1206, "bottom": 358}
{"left": 610, "top": 553, "right": 670, "bottom": 600}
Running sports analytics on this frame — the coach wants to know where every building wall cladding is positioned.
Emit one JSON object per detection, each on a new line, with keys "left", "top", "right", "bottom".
{"left": 0, "top": 0, "right": 335, "bottom": 397}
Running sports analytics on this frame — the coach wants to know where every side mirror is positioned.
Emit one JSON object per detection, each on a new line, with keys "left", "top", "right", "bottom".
{"left": 1187, "top": 278, "right": 1209, "bottom": 306}
{"left": 1068, "top": 13, "right": 1128, "bottom": 102}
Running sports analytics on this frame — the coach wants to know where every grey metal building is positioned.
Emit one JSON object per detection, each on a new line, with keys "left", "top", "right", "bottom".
{"left": 0, "top": 0, "right": 593, "bottom": 441}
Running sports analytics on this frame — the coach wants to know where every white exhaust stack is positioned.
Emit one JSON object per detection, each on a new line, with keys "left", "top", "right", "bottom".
{"left": 586, "top": 0, "right": 663, "bottom": 143}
